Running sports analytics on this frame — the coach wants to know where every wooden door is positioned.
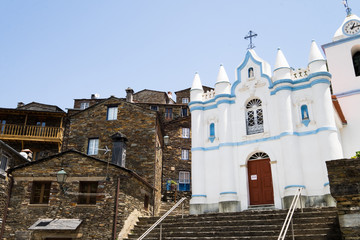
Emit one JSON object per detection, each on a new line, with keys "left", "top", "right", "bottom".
{"left": 248, "top": 158, "right": 274, "bottom": 205}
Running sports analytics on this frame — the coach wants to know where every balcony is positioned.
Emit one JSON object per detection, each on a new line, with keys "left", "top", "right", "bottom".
{"left": 0, "top": 124, "right": 63, "bottom": 143}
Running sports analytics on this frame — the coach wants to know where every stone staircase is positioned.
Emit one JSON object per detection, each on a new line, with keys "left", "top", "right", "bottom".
{"left": 126, "top": 207, "right": 341, "bottom": 239}
{"left": 159, "top": 200, "right": 190, "bottom": 216}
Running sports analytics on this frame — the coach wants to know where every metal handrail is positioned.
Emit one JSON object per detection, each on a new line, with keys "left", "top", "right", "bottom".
{"left": 277, "top": 187, "right": 303, "bottom": 240}
{"left": 138, "top": 197, "right": 187, "bottom": 240}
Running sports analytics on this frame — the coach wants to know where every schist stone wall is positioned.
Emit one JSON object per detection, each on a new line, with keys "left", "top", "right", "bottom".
{"left": 326, "top": 158, "right": 360, "bottom": 239}
{"left": 3, "top": 151, "right": 154, "bottom": 240}
{"left": 163, "top": 117, "right": 191, "bottom": 191}
{"left": 62, "top": 97, "right": 162, "bottom": 214}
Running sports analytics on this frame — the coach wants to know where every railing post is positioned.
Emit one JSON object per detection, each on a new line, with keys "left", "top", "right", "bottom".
{"left": 300, "top": 191, "right": 303, "bottom": 213}
{"left": 182, "top": 202, "right": 184, "bottom": 219}
{"left": 160, "top": 223, "right": 162, "bottom": 240}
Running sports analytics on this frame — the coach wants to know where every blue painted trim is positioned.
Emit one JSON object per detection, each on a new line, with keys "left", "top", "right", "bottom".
{"left": 324, "top": 182, "right": 330, "bottom": 187}
{"left": 270, "top": 79, "right": 330, "bottom": 95}
{"left": 285, "top": 185, "right": 306, "bottom": 189}
{"left": 190, "top": 99, "right": 236, "bottom": 112}
{"left": 192, "top": 127, "right": 337, "bottom": 151}
{"left": 231, "top": 51, "right": 272, "bottom": 95}
{"left": 302, "top": 119, "right": 310, "bottom": 127}
{"left": 220, "top": 192, "right": 237, "bottom": 195}
{"left": 209, "top": 137, "right": 215, "bottom": 143}
{"left": 322, "top": 34, "right": 360, "bottom": 49}
{"left": 191, "top": 195, "right": 207, "bottom": 197}
{"left": 335, "top": 88, "right": 360, "bottom": 98}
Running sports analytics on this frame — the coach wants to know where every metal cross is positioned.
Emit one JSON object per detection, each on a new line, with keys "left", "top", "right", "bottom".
{"left": 244, "top": 30, "right": 258, "bottom": 49}
{"left": 343, "top": 0, "right": 352, "bottom": 16}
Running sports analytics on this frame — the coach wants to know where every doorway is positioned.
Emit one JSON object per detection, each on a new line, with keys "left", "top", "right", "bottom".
{"left": 248, "top": 154, "right": 274, "bottom": 205}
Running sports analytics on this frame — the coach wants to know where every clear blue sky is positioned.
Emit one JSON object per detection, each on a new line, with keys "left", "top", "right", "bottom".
{"left": 1, "top": 0, "right": 359, "bottom": 110}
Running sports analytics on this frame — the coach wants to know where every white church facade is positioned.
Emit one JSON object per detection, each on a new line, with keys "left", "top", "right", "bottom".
{"left": 189, "top": 11, "right": 360, "bottom": 214}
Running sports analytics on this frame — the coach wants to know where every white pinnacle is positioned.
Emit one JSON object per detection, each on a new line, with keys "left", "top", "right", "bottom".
{"left": 308, "top": 40, "right": 325, "bottom": 63}
{"left": 191, "top": 72, "right": 203, "bottom": 90}
{"left": 274, "top": 48, "right": 290, "bottom": 70}
{"left": 216, "top": 64, "right": 230, "bottom": 83}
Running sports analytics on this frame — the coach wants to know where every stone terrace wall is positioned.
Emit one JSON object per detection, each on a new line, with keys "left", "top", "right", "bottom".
{"left": 326, "top": 158, "right": 360, "bottom": 240}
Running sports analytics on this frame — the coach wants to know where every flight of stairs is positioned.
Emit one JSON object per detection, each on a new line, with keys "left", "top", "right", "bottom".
{"left": 126, "top": 207, "right": 341, "bottom": 240}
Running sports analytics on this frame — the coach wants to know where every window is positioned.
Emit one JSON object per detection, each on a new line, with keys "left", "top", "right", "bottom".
{"left": 165, "top": 108, "right": 173, "bottom": 120}
{"left": 30, "top": 181, "right": 51, "bottom": 204}
{"left": 150, "top": 105, "right": 159, "bottom": 111}
{"left": 144, "top": 195, "right": 149, "bottom": 210}
{"left": 182, "top": 98, "right": 189, "bottom": 104}
{"left": 0, "top": 120, "right": 5, "bottom": 134}
{"left": 36, "top": 122, "right": 46, "bottom": 127}
{"left": 80, "top": 102, "right": 89, "bottom": 109}
{"left": 246, "top": 99, "right": 264, "bottom": 135}
{"left": 301, "top": 105, "right": 310, "bottom": 127}
{"left": 248, "top": 67, "right": 254, "bottom": 78}
{"left": 181, "top": 149, "right": 189, "bottom": 160}
{"left": 353, "top": 51, "right": 360, "bottom": 77}
{"left": 107, "top": 106, "right": 118, "bottom": 120}
{"left": 179, "top": 171, "right": 190, "bottom": 191}
{"left": 78, "top": 181, "right": 98, "bottom": 204}
{"left": 182, "top": 128, "right": 190, "bottom": 138}
{"left": 209, "top": 123, "right": 215, "bottom": 142}
{"left": 181, "top": 108, "right": 188, "bottom": 117}
{"left": 0, "top": 155, "right": 8, "bottom": 171}
{"left": 87, "top": 138, "right": 99, "bottom": 155}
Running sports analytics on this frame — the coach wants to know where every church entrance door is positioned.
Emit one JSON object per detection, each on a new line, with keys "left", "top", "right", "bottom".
{"left": 248, "top": 158, "right": 274, "bottom": 205}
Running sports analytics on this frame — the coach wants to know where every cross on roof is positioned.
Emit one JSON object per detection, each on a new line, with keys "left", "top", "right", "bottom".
{"left": 343, "top": 0, "right": 352, "bottom": 16}
{"left": 244, "top": 30, "right": 258, "bottom": 50}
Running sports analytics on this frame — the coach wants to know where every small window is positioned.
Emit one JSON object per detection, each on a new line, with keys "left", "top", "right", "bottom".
{"left": 301, "top": 105, "right": 310, "bottom": 127}
{"left": 80, "top": 102, "right": 89, "bottom": 109}
{"left": 353, "top": 51, "right": 360, "bottom": 77}
{"left": 0, "top": 155, "right": 8, "bottom": 171}
{"left": 107, "top": 106, "right": 118, "bottom": 120}
{"left": 179, "top": 171, "right": 190, "bottom": 191}
{"left": 30, "top": 181, "right": 51, "bottom": 204}
{"left": 182, "top": 128, "right": 190, "bottom": 138}
{"left": 210, "top": 123, "right": 215, "bottom": 137}
{"left": 181, "top": 108, "right": 188, "bottom": 117}
{"left": 181, "top": 149, "right": 189, "bottom": 160}
{"left": 150, "top": 105, "right": 159, "bottom": 111}
{"left": 248, "top": 67, "right": 254, "bottom": 78}
{"left": 78, "top": 181, "right": 98, "bottom": 204}
{"left": 165, "top": 108, "right": 173, "bottom": 120}
{"left": 182, "top": 98, "right": 189, "bottom": 104}
{"left": 87, "top": 138, "right": 99, "bottom": 155}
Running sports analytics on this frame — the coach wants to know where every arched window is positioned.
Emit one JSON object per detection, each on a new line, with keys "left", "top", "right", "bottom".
{"left": 209, "top": 123, "right": 215, "bottom": 142}
{"left": 249, "top": 152, "right": 269, "bottom": 160}
{"left": 246, "top": 99, "right": 264, "bottom": 135}
{"left": 248, "top": 67, "right": 254, "bottom": 78}
{"left": 300, "top": 105, "right": 310, "bottom": 127}
{"left": 353, "top": 51, "right": 360, "bottom": 77}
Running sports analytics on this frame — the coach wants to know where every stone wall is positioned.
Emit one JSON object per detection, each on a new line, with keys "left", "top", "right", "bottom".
{"left": 326, "top": 158, "right": 360, "bottom": 239}
{"left": 162, "top": 117, "right": 191, "bottom": 194}
{"left": 133, "top": 90, "right": 169, "bottom": 104}
{"left": 3, "top": 151, "right": 154, "bottom": 240}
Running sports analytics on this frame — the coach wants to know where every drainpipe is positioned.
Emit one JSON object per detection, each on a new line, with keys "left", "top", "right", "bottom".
{"left": 0, "top": 173, "right": 14, "bottom": 239}
{"left": 113, "top": 177, "right": 120, "bottom": 240}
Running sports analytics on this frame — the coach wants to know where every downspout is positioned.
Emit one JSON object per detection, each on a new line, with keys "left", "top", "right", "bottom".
{"left": 113, "top": 177, "right": 120, "bottom": 240}
{"left": 0, "top": 173, "right": 14, "bottom": 239}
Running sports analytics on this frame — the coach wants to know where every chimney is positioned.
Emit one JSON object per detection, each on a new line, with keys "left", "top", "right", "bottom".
{"left": 126, "top": 87, "right": 134, "bottom": 103}
{"left": 17, "top": 102, "right": 24, "bottom": 108}
{"left": 167, "top": 91, "right": 173, "bottom": 99}
{"left": 91, "top": 93, "right": 100, "bottom": 99}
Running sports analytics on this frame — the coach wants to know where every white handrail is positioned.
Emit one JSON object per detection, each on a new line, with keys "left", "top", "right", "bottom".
{"left": 277, "top": 187, "right": 303, "bottom": 240}
{"left": 137, "top": 197, "right": 187, "bottom": 240}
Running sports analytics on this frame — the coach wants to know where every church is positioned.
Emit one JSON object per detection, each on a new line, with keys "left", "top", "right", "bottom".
{"left": 189, "top": 8, "right": 360, "bottom": 214}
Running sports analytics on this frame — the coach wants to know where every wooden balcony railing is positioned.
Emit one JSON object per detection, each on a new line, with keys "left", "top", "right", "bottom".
{"left": 0, "top": 124, "right": 63, "bottom": 143}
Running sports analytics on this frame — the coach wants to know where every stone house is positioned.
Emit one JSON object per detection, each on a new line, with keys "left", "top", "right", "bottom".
{"left": 2, "top": 150, "right": 154, "bottom": 240}
{"left": 62, "top": 96, "right": 163, "bottom": 214}
{"left": 0, "top": 102, "right": 66, "bottom": 160}
{"left": 0, "top": 140, "right": 29, "bottom": 223}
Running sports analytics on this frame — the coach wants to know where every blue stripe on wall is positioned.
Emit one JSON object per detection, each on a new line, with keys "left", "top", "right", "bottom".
{"left": 285, "top": 185, "right": 306, "bottom": 189}
{"left": 192, "top": 127, "right": 337, "bottom": 151}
